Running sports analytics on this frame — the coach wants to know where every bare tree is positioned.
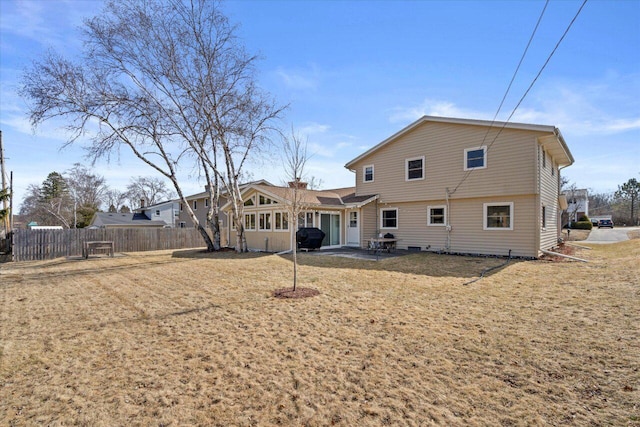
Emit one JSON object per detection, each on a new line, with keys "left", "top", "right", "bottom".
{"left": 20, "top": 0, "right": 283, "bottom": 251}
{"left": 282, "top": 129, "right": 310, "bottom": 292}
{"left": 307, "top": 176, "right": 324, "bottom": 190}
{"left": 65, "top": 163, "right": 108, "bottom": 227}
{"left": 614, "top": 177, "right": 640, "bottom": 225}
{"left": 19, "top": 174, "right": 73, "bottom": 228}
{"left": 125, "top": 176, "right": 175, "bottom": 209}
{"left": 104, "top": 188, "right": 128, "bottom": 213}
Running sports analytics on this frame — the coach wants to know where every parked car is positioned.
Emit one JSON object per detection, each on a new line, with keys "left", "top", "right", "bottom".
{"left": 598, "top": 219, "right": 614, "bottom": 228}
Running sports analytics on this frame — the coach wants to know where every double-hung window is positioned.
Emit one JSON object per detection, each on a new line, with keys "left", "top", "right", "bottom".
{"left": 406, "top": 156, "right": 425, "bottom": 181}
{"left": 427, "top": 205, "right": 446, "bottom": 226}
{"left": 363, "top": 165, "right": 374, "bottom": 183}
{"left": 483, "top": 202, "right": 514, "bottom": 230}
{"left": 464, "top": 146, "right": 487, "bottom": 170}
{"left": 381, "top": 208, "right": 398, "bottom": 229}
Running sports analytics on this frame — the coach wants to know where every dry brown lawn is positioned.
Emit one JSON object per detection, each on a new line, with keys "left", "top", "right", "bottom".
{"left": 1, "top": 242, "right": 639, "bottom": 426}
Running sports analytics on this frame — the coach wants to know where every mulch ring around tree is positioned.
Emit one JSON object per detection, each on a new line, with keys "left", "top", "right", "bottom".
{"left": 273, "top": 287, "right": 320, "bottom": 299}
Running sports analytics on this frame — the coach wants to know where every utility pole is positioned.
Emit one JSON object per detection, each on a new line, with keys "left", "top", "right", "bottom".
{"left": 0, "top": 130, "right": 10, "bottom": 234}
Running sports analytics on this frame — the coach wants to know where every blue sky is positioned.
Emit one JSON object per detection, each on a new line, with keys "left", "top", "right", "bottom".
{"left": 1, "top": 0, "right": 639, "bottom": 210}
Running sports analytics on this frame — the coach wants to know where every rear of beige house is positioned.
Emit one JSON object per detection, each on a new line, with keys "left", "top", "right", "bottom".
{"left": 345, "top": 116, "right": 574, "bottom": 258}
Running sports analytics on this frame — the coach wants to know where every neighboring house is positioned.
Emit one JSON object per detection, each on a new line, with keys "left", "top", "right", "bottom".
{"left": 89, "top": 212, "right": 168, "bottom": 228}
{"left": 345, "top": 115, "right": 574, "bottom": 258}
{"left": 561, "top": 188, "right": 589, "bottom": 223}
{"left": 135, "top": 200, "right": 180, "bottom": 228}
{"left": 222, "top": 182, "right": 377, "bottom": 252}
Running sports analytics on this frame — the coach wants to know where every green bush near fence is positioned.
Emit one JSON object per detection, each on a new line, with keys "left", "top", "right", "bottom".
{"left": 570, "top": 220, "right": 593, "bottom": 230}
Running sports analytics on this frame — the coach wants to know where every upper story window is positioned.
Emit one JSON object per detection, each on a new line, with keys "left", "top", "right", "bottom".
{"left": 205, "top": 198, "right": 209, "bottom": 208}
{"left": 363, "top": 165, "right": 374, "bottom": 182}
{"left": 483, "top": 202, "right": 514, "bottom": 230}
{"left": 541, "top": 205, "right": 547, "bottom": 230}
{"left": 155, "top": 210, "right": 160, "bottom": 216}
{"left": 180, "top": 203, "right": 183, "bottom": 211}
{"left": 464, "top": 146, "right": 487, "bottom": 171}
{"left": 244, "top": 196, "right": 255, "bottom": 206}
{"left": 542, "top": 148, "right": 547, "bottom": 168}
{"left": 381, "top": 208, "right": 398, "bottom": 229}
{"left": 259, "top": 195, "right": 278, "bottom": 205}
{"left": 427, "top": 205, "right": 446, "bottom": 226}
{"left": 193, "top": 200, "right": 197, "bottom": 210}
{"left": 406, "top": 156, "right": 425, "bottom": 181}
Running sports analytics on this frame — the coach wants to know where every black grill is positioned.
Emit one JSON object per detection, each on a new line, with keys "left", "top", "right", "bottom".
{"left": 296, "top": 227, "right": 326, "bottom": 250}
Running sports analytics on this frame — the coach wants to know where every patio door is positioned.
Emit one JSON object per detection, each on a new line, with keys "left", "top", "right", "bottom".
{"left": 347, "top": 211, "right": 360, "bottom": 246}
{"left": 320, "top": 213, "right": 340, "bottom": 247}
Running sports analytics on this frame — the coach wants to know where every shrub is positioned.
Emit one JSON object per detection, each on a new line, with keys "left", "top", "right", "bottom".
{"left": 570, "top": 220, "right": 593, "bottom": 230}
{"left": 578, "top": 214, "right": 590, "bottom": 222}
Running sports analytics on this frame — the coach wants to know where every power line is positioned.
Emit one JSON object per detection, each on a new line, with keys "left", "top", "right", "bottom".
{"left": 450, "top": 0, "right": 588, "bottom": 196}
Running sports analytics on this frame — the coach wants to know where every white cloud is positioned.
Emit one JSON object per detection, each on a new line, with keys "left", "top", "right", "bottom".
{"left": 275, "top": 66, "right": 319, "bottom": 91}
{"left": 298, "top": 122, "right": 330, "bottom": 135}
{"left": 388, "top": 99, "right": 491, "bottom": 124}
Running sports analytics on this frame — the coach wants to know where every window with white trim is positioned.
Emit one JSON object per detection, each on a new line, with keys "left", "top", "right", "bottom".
{"left": 406, "top": 156, "right": 425, "bottom": 181}
{"left": 541, "top": 205, "right": 547, "bottom": 229}
{"left": 205, "top": 198, "right": 209, "bottom": 208}
{"left": 244, "top": 196, "right": 255, "bottom": 206}
{"left": 381, "top": 208, "right": 398, "bottom": 229}
{"left": 464, "top": 146, "right": 487, "bottom": 170}
{"left": 298, "top": 212, "right": 314, "bottom": 229}
{"left": 483, "top": 202, "right": 514, "bottom": 230}
{"left": 193, "top": 200, "right": 197, "bottom": 210}
{"left": 274, "top": 212, "right": 289, "bottom": 231}
{"left": 180, "top": 203, "right": 183, "bottom": 211}
{"left": 244, "top": 213, "right": 256, "bottom": 231}
{"left": 259, "top": 212, "right": 272, "bottom": 230}
{"left": 155, "top": 210, "right": 160, "bottom": 216}
{"left": 427, "top": 205, "right": 446, "bottom": 226}
{"left": 363, "top": 165, "right": 374, "bottom": 182}
{"left": 259, "top": 195, "right": 278, "bottom": 205}
{"left": 542, "top": 148, "right": 546, "bottom": 168}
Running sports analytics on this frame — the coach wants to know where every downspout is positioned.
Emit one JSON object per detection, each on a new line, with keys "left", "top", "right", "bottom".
{"left": 445, "top": 188, "right": 451, "bottom": 252}
{"left": 558, "top": 164, "right": 570, "bottom": 242}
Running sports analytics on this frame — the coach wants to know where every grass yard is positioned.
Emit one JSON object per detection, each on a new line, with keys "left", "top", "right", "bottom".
{"left": 1, "top": 241, "right": 639, "bottom": 426}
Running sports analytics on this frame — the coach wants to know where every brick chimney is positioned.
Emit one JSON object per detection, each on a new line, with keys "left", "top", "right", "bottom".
{"left": 288, "top": 178, "right": 307, "bottom": 189}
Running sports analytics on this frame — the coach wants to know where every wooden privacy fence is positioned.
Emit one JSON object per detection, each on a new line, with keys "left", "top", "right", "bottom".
{"left": 11, "top": 228, "right": 209, "bottom": 261}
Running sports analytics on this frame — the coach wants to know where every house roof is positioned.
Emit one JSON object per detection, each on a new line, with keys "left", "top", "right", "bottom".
{"left": 222, "top": 184, "right": 377, "bottom": 210}
{"left": 345, "top": 115, "right": 574, "bottom": 169}
{"left": 90, "top": 212, "right": 168, "bottom": 228}
{"left": 182, "top": 179, "right": 275, "bottom": 201}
